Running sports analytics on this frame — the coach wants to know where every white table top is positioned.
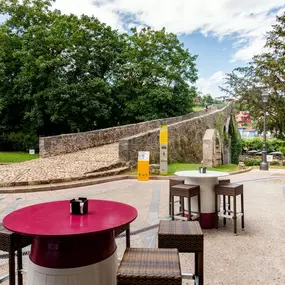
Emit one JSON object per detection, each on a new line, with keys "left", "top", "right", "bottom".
{"left": 174, "top": 170, "right": 229, "bottom": 178}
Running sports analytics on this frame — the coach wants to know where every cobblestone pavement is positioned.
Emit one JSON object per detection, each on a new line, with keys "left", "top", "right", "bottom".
{"left": 0, "top": 143, "right": 119, "bottom": 185}
{"left": 0, "top": 169, "right": 285, "bottom": 284}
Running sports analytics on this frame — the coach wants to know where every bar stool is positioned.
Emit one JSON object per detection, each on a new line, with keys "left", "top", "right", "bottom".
{"left": 214, "top": 183, "right": 244, "bottom": 234}
{"left": 114, "top": 224, "right": 130, "bottom": 248}
{"left": 218, "top": 178, "right": 231, "bottom": 213}
{"left": 158, "top": 220, "right": 204, "bottom": 285}
{"left": 117, "top": 248, "right": 182, "bottom": 284}
{"left": 170, "top": 184, "right": 201, "bottom": 221}
{"left": 218, "top": 178, "right": 231, "bottom": 184}
{"left": 169, "top": 178, "right": 185, "bottom": 215}
{"left": 0, "top": 224, "right": 32, "bottom": 285}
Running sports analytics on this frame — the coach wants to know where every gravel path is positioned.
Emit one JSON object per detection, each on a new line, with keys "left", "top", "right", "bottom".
{"left": 0, "top": 143, "right": 119, "bottom": 185}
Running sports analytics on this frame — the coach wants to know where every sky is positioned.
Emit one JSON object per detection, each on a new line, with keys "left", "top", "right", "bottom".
{"left": 2, "top": 0, "right": 285, "bottom": 97}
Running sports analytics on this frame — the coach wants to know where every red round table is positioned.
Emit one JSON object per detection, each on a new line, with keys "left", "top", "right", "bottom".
{"left": 3, "top": 199, "right": 137, "bottom": 285}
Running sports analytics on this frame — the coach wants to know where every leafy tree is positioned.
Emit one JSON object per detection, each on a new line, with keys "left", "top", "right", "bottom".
{"left": 0, "top": 0, "right": 121, "bottom": 148}
{"left": 111, "top": 27, "right": 198, "bottom": 124}
{"left": 221, "top": 12, "right": 285, "bottom": 138}
{"left": 0, "top": 0, "right": 198, "bottom": 150}
{"left": 199, "top": 93, "right": 215, "bottom": 107}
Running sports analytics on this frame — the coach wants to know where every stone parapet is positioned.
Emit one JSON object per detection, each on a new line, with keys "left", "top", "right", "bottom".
{"left": 40, "top": 107, "right": 216, "bottom": 157}
{"left": 119, "top": 104, "right": 233, "bottom": 165}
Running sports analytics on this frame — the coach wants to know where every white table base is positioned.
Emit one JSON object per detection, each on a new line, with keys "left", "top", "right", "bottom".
{"left": 26, "top": 250, "right": 118, "bottom": 285}
{"left": 183, "top": 177, "right": 218, "bottom": 228}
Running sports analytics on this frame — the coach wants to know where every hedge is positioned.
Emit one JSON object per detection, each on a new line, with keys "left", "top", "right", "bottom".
{"left": 241, "top": 138, "right": 285, "bottom": 155}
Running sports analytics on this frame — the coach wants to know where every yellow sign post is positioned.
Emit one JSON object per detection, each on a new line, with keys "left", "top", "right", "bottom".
{"left": 137, "top": 151, "right": 150, "bottom": 181}
{"left": 160, "top": 126, "right": 168, "bottom": 175}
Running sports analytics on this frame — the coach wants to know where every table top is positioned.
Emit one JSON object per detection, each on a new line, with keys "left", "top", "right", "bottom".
{"left": 174, "top": 170, "right": 229, "bottom": 178}
{"left": 3, "top": 200, "right": 137, "bottom": 237}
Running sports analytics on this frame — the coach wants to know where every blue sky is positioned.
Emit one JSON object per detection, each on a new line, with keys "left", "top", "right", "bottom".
{"left": 52, "top": 0, "right": 285, "bottom": 97}
{"left": 179, "top": 33, "right": 245, "bottom": 78}
{"left": 1, "top": 1, "right": 285, "bottom": 97}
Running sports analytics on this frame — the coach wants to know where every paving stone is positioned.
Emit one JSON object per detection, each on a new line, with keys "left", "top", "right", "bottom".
{"left": 0, "top": 143, "right": 119, "bottom": 185}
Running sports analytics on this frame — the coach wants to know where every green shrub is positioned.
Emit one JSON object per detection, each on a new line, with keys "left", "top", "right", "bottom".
{"left": 244, "top": 159, "right": 261, "bottom": 166}
{"left": 229, "top": 117, "right": 242, "bottom": 165}
{"left": 5, "top": 132, "right": 39, "bottom": 152}
{"left": 241, "top": 138, "right": 285, "bottom": 154}
{"left": 270, "top": 160, "right": 280, "bottom": 166}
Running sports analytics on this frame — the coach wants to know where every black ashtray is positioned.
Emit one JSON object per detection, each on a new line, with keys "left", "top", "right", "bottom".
{"left": 199, "top": 167, "right": 207, "bottom": 174}
{"left": 70, "top": 197, "right": 88, "bottom": 215}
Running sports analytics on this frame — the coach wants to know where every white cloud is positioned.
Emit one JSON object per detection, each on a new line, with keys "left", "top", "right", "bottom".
{"left": 52, "top": 1, "right": 285, "bottom": 98}
{"left": 53, "top": 0, "right": 285, "bottom": 62}
{"left": 197, "top": 71, "right": 225, "bottom": 98}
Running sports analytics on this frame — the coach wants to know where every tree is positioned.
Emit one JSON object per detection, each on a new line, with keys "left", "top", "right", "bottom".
{"left": 221, "top": 12, "right": 285, "bottom": 138}
{"left": 0, "top": 0, "right": 121, "bottom": 148}
{"left": 0, "top": 0, "right": 198, "bottom": 150}
{"left": 111, "top": 27, "right": 198, "bottom": 124}
{"left": 199, "top": 93, "right": 215, "bottom": 107}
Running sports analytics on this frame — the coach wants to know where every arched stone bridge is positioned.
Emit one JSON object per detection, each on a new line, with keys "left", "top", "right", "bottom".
{"left": 0, "top": 104, "right": 234, "bottom": 186}
{"left": 40, "top": 104, "right": 234, "bottom": 165}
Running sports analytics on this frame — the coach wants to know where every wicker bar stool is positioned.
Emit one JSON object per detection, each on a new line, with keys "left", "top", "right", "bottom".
{"left": 214, "top": 183, "right": 244, "bottom": 234}
{"left": 0, "top": 224, "right": 32, "bottom": 285}
{"left": 218, "top": 178, "right": 231, "bottom": 184}
{"left": 158, "top": 220, "right": 204, "bottom": 285}
{"left": 117, "top": 247, "right": 182, "bottom": 284}
{"left": 169, "top": 178, "right": 185, "bottom": 215}
{"left": 170, "top": 184, "right": 201, "bottom": 221}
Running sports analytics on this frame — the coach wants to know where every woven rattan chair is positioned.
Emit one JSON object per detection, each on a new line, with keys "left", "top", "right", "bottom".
{"left": 117, "top": 247, "right": 182, "bottom": 285}
{"left": 0, "top": 224, "right": 32, "bottom": 285}
{"left": 170, "top": 184, "right": 201, "bottom": 221}
{"left": 214, "top": 183, "right": 244, "bottom": 234}
{"left": 158, "top": 220, "right": 204, "bottom": 285}
{"left": 169, "top": 178, "right": 185, "bottom": 215}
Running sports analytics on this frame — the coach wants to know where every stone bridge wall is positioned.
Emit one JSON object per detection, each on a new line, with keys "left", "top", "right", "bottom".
{"left": 119, "top": 104, "right": 233, "bottom": 165}
{"left": 39, "top": 107, "right": 216, "bottom": 157}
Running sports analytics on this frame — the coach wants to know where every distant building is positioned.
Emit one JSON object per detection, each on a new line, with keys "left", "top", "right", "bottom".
{"left": 236, "top": 111, "right": 251, "bottom": 124}
{"left": 238, "top": 127, "right": 258, "bottom": 138}
{"left": 216, "top": 95, "right": 234, "bottom": 102}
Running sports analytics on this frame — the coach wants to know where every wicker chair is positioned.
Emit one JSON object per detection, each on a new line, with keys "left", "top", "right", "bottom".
{"left": 0, "top": 224, "right": 32, "bottom": 285}
{"left": 214, "top": 183, "right": 244, "bottom": 234}
{"left": 169, "top": 178, "right": 185, "bottom": 216}
{"left": 117, "top": 248, "right": 182, "bottom": 284}
{"left": 158, "top": 220, "right": 204, "bottom": 285}
{"left": 170, "top": 184, "right": 201, "bottom": 221}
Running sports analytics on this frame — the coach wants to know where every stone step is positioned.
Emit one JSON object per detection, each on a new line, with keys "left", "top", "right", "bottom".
{"left": 84, "top": 167, "right": 130, "bottom": 179}
{"left": 84, "top": 162, "right": 126, "bottom": 174}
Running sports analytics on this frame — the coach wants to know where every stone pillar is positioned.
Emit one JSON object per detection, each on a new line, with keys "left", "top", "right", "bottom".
{"left": 202, "top": 129, "right": 222, "bottom": 168}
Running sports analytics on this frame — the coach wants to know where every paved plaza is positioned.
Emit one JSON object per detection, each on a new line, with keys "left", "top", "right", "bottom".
{"left": 0, "top": 169, "right": 285, "bottom": 284}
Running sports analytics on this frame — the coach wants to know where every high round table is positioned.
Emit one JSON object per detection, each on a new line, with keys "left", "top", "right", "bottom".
{"left": 174, "top": 170, "right": 229, "bottom": 229}
{"left": 3, "top": 200, "right": 137, "bottom": 285}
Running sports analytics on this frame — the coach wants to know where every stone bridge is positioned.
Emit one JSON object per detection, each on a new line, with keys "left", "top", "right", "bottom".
{"left": 40, "top": 104, "right": 234, "bottom": 165}
{"left": 0, "top": 104, "right": 234, "bottom": 186}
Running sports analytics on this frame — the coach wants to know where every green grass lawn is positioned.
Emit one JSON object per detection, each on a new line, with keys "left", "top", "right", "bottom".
{"left": 167, "top": 163, "right": 239, "bottom": 175}
{"left": 0, "top": 152, "right": 39, "bottom": 163}
{"left": 192, "top": 106, "right": 204, "bottom": 112}
{"left": 132, "top": 163, "right": 240, "bottom": 175}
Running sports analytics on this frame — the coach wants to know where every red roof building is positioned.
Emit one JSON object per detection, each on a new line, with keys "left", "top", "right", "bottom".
{"left": 236, "top": 111, "right": 251, "bottom": 124}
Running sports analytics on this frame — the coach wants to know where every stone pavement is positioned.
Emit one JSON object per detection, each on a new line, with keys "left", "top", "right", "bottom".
{"left": 0, "top": 169, "right": 285, "bottom": 284}
{"left": 0, "top": 143, "right": 120, "bottom": 186}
